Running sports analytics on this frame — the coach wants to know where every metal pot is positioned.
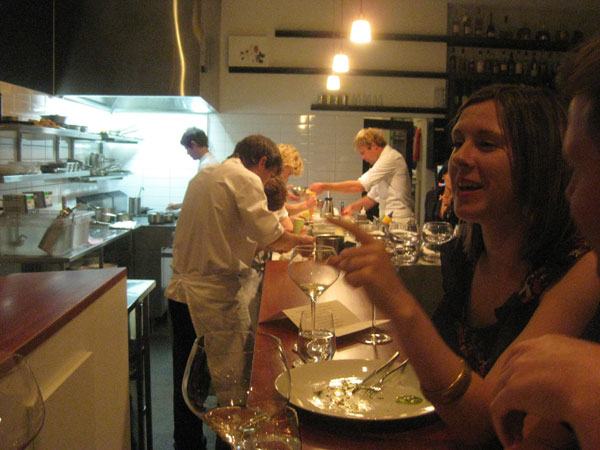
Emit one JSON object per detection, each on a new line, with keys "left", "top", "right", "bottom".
{"left": 163, "top": 212, "right": 175, "bottom": 223}
{"left": 315, "top": 234, "right": 345, "bottom": 255}
{"left": 147, "top": 212, "right": 165, "bottom": 224}
{"left": 117, "top": 212, "right": 132, "bottom": 222}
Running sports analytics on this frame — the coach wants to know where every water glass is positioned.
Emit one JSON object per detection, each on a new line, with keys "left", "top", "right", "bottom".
{"left": 421, "top": 221, "right": 454, "bottom": 263}
{"left": 297, "top": 310, "right": 336, "bottom": 363}
{"left": 389, "top": 222, "right": 421, "bottom": 266}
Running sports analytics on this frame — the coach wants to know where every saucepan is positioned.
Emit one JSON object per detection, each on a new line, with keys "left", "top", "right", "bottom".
{"left": 147, "top": 212, "right": 165, "bottom": 224}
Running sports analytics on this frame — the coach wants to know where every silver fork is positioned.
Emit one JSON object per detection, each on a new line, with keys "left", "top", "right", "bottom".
{"left": 358, "top": 358, "right": 409, "bottom": 393}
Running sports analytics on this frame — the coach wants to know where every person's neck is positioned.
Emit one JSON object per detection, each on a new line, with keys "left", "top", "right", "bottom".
{"left": 480, "top": 217, "right": 528, "bottom": 271}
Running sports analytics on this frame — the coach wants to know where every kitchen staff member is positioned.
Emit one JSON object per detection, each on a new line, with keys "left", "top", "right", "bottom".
{"left": 166, "top": 134, "right": 312, "bottom": 336}
{"left": 166, "top": 127, "right": 219, "bottom": 211}
{"left": 309, "top": 128, "right": 414, "bottom": 223}
{"left": 165, "top": 126, "right": 219, "bottom": 450}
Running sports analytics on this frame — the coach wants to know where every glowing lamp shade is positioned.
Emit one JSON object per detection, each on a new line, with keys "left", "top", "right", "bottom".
{"left": 332, "top": 53, "right": 349, "bottom": 73}
{"left": 350, "top": 19, "right": 371, "bottom": 43}
{"left": 327, "top": 75, "right": 341, "bottom": 91}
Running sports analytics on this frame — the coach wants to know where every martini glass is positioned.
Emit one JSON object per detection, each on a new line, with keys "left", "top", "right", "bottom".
{"left": 0, "top": 352, "right": 45, "bottom": 450}
{"left": 182, "top": 331, "right": 291, "bottom": 449}
{"left": 287, "top": 244, "right": 340, "bottom": 329}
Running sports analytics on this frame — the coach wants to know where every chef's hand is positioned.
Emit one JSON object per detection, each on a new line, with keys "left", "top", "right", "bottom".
{"left": 308, "top": 182, "right": 325, "bottom": 195}
{"left": 166, "top": 203, "right": 182, "bottom": 211}
{"left": 490, "top": 335, "right": 600, "bottom": 450}
{"left": 325, "top": 218, "right": 410, "bottom": 317}
{"left": 304, "top": 194, "right": 317, "bottom": 209}
{"left": 287, "top": 185, "right": 300, "bottom": 202}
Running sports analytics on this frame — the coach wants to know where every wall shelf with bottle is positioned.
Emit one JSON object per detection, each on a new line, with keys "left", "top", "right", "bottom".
{"left": 229, "top": 66, "right": 447, "bottom": 79}
{"left": 310, "top": 104, "right": 447, "bottom": 115}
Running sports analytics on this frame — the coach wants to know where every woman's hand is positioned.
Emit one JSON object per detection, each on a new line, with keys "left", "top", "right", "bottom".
{"left": 326, "top": 218, "right": 410, "bottom": 317}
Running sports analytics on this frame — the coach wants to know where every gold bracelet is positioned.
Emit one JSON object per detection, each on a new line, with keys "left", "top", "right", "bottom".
{"left": 420, "top": 359, "right": 472, "bottom": 405}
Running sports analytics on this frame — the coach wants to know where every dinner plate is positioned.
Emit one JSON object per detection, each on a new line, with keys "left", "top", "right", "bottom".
{"left": 275, "top": 359, "right": 435, "bottom": 421}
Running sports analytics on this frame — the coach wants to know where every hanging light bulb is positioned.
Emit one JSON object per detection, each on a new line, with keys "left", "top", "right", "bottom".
{"left": 351, "top": 0, "right": 371, "bottom": 43}
{"left": 332, "top": 53, "right": 349, "bottom": 73}
{"left": 327, "top": 74, "right": 341, "bottom": 91}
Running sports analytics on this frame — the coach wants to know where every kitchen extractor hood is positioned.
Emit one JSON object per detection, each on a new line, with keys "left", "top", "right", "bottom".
{"left": 62, "top": 95, "right": 213, "bottom": 114}
{"left": 54, "top": 0, "right": 220, "bottom": 111}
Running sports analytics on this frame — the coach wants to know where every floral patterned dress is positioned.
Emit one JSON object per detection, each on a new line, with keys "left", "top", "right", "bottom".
{"left": 432, "top": 235, "right": 592, "bottom": 377}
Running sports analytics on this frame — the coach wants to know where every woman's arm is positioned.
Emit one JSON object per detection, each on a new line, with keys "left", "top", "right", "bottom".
{"left": 327, "top": 218, "right": 600, "bottom": 444}
{"left": 308, "top": 180, "right": 364, "bottom": 195}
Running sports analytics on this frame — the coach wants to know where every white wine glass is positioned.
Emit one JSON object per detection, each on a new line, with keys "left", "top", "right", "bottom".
{"left": 0, "top": 352, "right": 45, "bottom": 450}
{"left": 182, "top": 331, "right": 292, "bottom": 449}
{"left": 287, "top": 244, "right": 340, "bottom": 329}
{"left": 421, "top": 221, "right": 455, "bottom": 263}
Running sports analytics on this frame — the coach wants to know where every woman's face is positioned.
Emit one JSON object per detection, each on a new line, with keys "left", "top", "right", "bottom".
{"left": 449, "top": 100, "right": 517, "bottom": 226}
{"left": 564, "top": 95, "right": 600, "bottom": 266}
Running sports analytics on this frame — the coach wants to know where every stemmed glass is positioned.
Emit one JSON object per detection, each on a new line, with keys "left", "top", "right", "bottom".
{"left": 182, "top": 331, "right": 293, "bottom": 450}
{"left": 421, "top": 221, "right": 455, "bottom": 263}
{"left": 287, "top": 244, "right": 340, "bottom": 329}
{"left": 0, "top": 352, "right": 45, "bottom": 450}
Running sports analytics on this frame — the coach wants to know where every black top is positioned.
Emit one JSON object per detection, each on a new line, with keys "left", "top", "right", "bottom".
{"left": 432, "top": 235, "right": 593, "bottom": 377}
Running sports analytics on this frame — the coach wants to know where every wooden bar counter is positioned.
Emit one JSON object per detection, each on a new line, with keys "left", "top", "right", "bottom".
{"left": 0, "top": 268, "right": 130, "bottom": 449}
{"left": 257, "top": 260, "right": 470, "bottom": 450}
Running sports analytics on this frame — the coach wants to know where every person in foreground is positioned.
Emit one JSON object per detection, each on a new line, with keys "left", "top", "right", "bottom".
{"left": 327, "top": 84, "right": 600, "bottom": 446}
{"left": 490, "top": 35, "right": 600, "bottom": 450}
{"left": 309, "top": 128, "right": 413, "bottom": 222}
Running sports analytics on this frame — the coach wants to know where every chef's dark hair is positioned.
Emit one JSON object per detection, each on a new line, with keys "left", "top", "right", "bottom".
{"left": 231, "top": 134, "right": 282, "bottom": 175}
{"left": 180, "top": 127, "right": 208, "bottom": 148}
{"left": 450, "top": 84, "right": 573, "bottom": 266}
{"left": 558, "top": 33, "right": 600, "bottom": 143}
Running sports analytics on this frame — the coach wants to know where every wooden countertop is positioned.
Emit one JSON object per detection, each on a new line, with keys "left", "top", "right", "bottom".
{"left": 0, "top": 267, "right": 126, "bottom": 356}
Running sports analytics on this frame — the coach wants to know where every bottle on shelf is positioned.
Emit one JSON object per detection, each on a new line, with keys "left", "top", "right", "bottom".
{"left": 530, "top": 52, "right": 539, "bottom": 78}
{"left": 492, "top": 53, "right": 501, "bottom": 75}
{"left": 500, "top": 51, "right": 508, "bottom": 74}
{"left": 474, "top": 7, "right": 484, "bottom": 37}
{"left": 459, "top": 47, "right": 467, "bottom": 73}
{"left": 448, "top": 47, "right": 457, "bottom": 73}
{"left": 462, "top": 9, "right": 472, "bottom": 36}
{"left": 499, "top": 15, "right": 513, "bottom": 39}
{"left": 517, "top": 22, "right": 531, "bottom": 40}
{"left": 451, "top": 9, "right": 461, "bottom": 36}
{"left": 476, "top": 50, "right": 485, "bottom": 74}
{"left": 486, "top": 13, "right": 496, "bottom": 38}
{"left": 539, "top": 52, "right": 549, "bottom": 79}
{"left": 484, "top": 49, "right": 493, "bottom": 74}
{"left": 515, "top": 51, "right": 524, "bottom": 76}
{"left": 468, "top": 53, "right": 476, "bottom": 73}
{"left": 556, "top": 28, "right": 569, "bottom": 42}
{"left": 536, "top": 23, "right": 550, "bottom": 41}
{"left": 522, "top": 51, "right": 530, "bottom": 76}
{"left": 508, "top": 52, "right": 516, "bottom": 76}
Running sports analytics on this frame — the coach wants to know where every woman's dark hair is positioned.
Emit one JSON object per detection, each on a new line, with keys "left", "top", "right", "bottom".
{"left": 557, "top": 33, "right": 600, "bottom": 142}
{"left": 450, "top": 84, "right": 572, "bottom": 265}
{"left": 180, "top": 127, "right": 208, "bottom": 148}
{"left": 231, "top": 135, "right": 282, "bottom": 175}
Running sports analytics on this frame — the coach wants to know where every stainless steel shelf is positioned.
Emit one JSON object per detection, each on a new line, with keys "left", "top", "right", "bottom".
{"left": 0, "top": 170, "right": 91, "bottom": 183}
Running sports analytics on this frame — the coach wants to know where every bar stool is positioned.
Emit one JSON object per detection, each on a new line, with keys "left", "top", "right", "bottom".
{"left": 127, "top": 279, "right": 156, "bottom": 450}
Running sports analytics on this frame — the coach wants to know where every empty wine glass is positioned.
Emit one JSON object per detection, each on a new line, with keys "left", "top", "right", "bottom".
{"left": 421, "top": 221, "right": 455, "bottom": 263}
{"left": 182, "top": 331, "right": 291, "bottom": 449}
{"left": 0, "top": 352, "right": 45, "bottom": 450}
{"left": 389, "top": 220, "right": 421, "bottom": 267}
{"left": 297, "top": 309, "right": 336, "bottom": 364}
{"left": 287, "top": 245, "right": 340, "bottom": 328}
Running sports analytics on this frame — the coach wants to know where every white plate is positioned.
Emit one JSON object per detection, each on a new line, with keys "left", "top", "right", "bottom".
{"left": 276, "top": 359, "right": 435, "bottom": 421}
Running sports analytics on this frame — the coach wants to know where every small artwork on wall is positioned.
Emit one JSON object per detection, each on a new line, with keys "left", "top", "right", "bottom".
{"left": 228, "top": 36, "right": 269, "bottom": 66}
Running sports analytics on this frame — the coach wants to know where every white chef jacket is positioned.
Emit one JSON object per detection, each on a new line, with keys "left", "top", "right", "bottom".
{"left": 198, "top": 151, "right": 219, "bottom": 171}
{"left": 165, "top": 157, "right": 284, "bottom": 336}
{"left": 358, "top": 145, "right": 414, "bottom": 219}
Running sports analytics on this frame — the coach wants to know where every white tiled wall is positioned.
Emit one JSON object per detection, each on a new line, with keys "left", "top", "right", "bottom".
{"left": 1, "top": 81, "right": 427, "bottom": 215}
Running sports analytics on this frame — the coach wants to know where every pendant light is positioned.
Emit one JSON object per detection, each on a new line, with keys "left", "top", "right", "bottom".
{"left": 351, "top": 0, "right": 371, "bottom": 43}
{"left": 332, "top": 0, "right": 349, "bottom": 73}
{"left": 327, "top": 74, "right": 341, "bottom": 90}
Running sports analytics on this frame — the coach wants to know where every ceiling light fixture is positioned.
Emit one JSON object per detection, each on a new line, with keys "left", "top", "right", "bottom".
{"left": 327, "top": 74, "right": 341, "bottom": 90}
{"left": 332, "top": 53, "right": 349, "bottom": 73}
{"left": 351, "top": 0, "right": 371, "bottom": 43}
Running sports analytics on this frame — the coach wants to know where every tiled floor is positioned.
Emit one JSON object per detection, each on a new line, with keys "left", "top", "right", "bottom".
{"left": 149, "top": 316, "right": 216, "bottom": 450}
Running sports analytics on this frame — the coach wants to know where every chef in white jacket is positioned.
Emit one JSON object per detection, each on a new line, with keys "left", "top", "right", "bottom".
{"left": 309, "top": 127, "right": 414, "bottom": 223}
{"left": 166, "top": 134, "right": 313, "bottom": 338}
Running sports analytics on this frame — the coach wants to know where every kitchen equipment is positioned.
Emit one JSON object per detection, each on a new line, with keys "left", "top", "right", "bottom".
{"left": 315, "top": 234, "right": 344, "bottom": 254}
{"left": 38, "top": 201, "right": 92, "bottom": 255}
{"left": 147, "top": 212, "right": 165, "bottom": 224}
{"left": 3, "top": 194, "right": 36, "bottom": 213}
{"left": 129, "top": 187, "right": 143, "bottom": 216}
{"left": 41, "top": 114, "right": 67, "bottom": 126}
{"left": 163, "top": 212, "right": 175, "bottom": 223}
{"left": 321, "top": 192, "right": 334, "bottom": 217}
{"left": 116, "top": 212, "right": 132, "bottom": 221}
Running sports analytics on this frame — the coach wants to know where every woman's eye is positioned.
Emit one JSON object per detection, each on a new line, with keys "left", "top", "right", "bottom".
{"left": 479, "top": 141, "right": 499, "bottom": 151}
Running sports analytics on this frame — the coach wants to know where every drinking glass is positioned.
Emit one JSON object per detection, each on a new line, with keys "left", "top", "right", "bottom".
{"left": 251, "top": 406, "right": 301, "bottom": 450}
{"left": 421, "top": 221, "right": 455, "bottom": 263}
{"left": 389, "top": 221, "right": 421, "bottom": 267}
{"left": 297, "top": 310, "right": 336, "bottom": 364}
{"left": 287, "top": 245, "right": 340, "bottom": 328}
{"left": 182, "top": 331, "right": 291, "bottom": 449}
{"left": 0, "top": 353, "right": 45, "bottom": 450}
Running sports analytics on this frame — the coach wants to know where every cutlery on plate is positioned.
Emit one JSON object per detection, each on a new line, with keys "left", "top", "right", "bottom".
{"left": 352, "top": 351, "right": 402, "bottom": 393}
{"left": 358, "top": 358, "right": 409, "bottom": 393}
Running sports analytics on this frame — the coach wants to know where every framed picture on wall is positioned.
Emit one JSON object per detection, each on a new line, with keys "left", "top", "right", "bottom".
{"left": 228, "top": 36, "right": 269, "bottom": 66}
